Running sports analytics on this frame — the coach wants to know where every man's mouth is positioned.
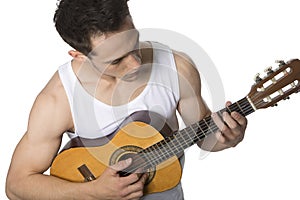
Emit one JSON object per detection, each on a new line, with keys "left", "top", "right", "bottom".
{"left": 122, "top": 70, "right": 139, "bottom": 81}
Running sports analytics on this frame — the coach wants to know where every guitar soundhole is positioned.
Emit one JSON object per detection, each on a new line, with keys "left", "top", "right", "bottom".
{"left": 109, "top": 145, "right": 155, "bottom": 185}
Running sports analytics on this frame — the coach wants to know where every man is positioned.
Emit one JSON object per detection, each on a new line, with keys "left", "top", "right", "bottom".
{"left": 6, "top": 0, "right": 247, "bottom": 199}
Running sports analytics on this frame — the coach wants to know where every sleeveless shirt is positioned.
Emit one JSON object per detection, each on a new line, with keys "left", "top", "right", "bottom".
{"left": 58, "top": 42, "right": 185, "bottom": 199}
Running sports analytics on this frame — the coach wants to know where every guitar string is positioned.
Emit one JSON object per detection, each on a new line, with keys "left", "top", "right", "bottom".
{"left": 120, "top": 98, "right": 283, "bottom": 174}
{"left": 123, "top": 80, "right": 296, "bottom": 171}
{"left": 125, "top": 104, "right": 257, "bottom": 173}
{"left": 122, "top": 118, "right": 223, "bottom": 174}
{"left": 143, "top": 100, "right": 271, "bottom": 172}
{"left": 120, "top": 98, "right": 258, "bottom": 173}
{"left": 118, "top": 97, "right": 259, "bottom": 174}
{"left": 119, "top": 120, "right": 211, "bottom": 174}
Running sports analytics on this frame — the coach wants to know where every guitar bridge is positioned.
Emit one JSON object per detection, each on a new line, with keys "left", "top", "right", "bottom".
{"left": 78, "top": 164, "right": 96, "bottom": 182}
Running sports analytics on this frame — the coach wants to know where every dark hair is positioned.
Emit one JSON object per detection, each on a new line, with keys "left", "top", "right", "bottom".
{"left": 53, "top": 0, "right": 130, "bottom": 55}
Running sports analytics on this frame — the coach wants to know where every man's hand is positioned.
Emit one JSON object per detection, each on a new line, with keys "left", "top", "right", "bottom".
{"left": 212, "top": 101, "right": 248, "bottom": 148}
{"left": 90, "top": 158, "right": 148, "bottom": 200}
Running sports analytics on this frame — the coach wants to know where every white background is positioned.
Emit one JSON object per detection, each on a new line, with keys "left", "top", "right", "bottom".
{"left": 1, "top": 0, "right": 299, "bottom": 199}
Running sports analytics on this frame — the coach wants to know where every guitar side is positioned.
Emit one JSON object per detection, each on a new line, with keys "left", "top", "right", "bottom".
{"left": 50, "top": 112, "right": 183, "bottom": 194}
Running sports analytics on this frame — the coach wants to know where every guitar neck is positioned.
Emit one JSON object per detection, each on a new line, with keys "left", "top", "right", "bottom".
{"left": 139, "top": 96, "right": 255, "bottom": 168}
{"left": 139, "top": 58, "right": 300, "bottom": 169}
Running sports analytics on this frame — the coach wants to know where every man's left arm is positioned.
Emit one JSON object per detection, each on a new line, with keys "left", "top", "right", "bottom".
{"left": 174, "top": 51, "right": 247, "bottom": 152}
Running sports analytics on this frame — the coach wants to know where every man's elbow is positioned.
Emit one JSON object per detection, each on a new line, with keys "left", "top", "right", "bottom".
{"left": 6, "top": 174, "right": 21, "bottom": 200}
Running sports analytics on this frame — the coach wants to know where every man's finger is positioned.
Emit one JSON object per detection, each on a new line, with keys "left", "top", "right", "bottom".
{"left": 110, "top": 158, "right": 132, "bottom": 172}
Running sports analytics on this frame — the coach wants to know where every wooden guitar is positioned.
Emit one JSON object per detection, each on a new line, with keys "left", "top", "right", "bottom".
{"left": 50, "top": 59, "right": 300, "bottom": 194}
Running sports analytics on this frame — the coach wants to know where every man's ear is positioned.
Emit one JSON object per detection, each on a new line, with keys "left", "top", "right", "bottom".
{"left": 68, "top": 50, "right": 87, "bottom": 61}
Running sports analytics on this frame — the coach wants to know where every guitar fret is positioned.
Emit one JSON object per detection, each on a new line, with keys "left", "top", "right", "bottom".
{"left": 226, "top": 105, "right": 233, "bottom": 113}
{"left": 191, "top": 123, "right": 203, "bottom": 141}
{"left": 184, "top": 127, "right": 195, "bottom": 145}
{"left": 217, "top": 110, "right": 224, "bottom": 119}
{"left": 146, "top": 146, "right": 160, "bottom": 166}
{"left": 178, "top": 132, "right": 190, "bottom": 150}
{"left": 152, "top": 141, "right": 165, "bottom": 165}
{"left": 239, "top": 101, "right": 249, "bottom": 114}
{"left": 195, "top": 123, "right": 206, "bottom": 141}
{"left": 160, "top": 140, "right": 171, "bottom": 163}
{"left": 168, "top": 134, "right": 180, "bottom": 156}
{"left": 149, "top": 134, "right": 183, "bottom": 166}
{"left": 203, "top": 117, "right": 215, "bottom": 135}
{"left": 197, "top": 120, "right": 211, "bottom": 139}
{"left": 235, "top": 101, "right": 246, "bottom": 116}
{"left": 164, "top": 137, "right": 177, "bottom": 159}
{"left": 195, "top": 121, "right": 206, "bottom": 137}
{"left": 150, "top": 142, "right": 174, "bottom": 166}
{"left": 137, "top": 97, "right": 257, "bottom": 171}
{"left": 241, "top": 98, "right": 251, "bottom": 111}
{"left": 220, "top": 97, "right": 255, "bottom": 117}
{"left": 190, "top": 124, "right": 204, "bottom": 143}
{"left": 156, "top": 151, "right": 165, "bottom": 164}
{"left": 169, "top": 134, "right": 182, "bottom": 152}
{"left": 240, "top": 97, "right": 255, "bottom": 115}
{"left": 228, "top": 103, "right": 239, "bottom": 114}
{"left": 168, "top": 135, "right": 183, "bottom": 156}
{"left": 178, "top": 131, "right": 190, "bottom": 149}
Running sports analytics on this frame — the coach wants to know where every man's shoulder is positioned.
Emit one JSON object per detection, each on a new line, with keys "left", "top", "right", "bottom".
{"left": 171, "top": 50, "right": 200, "bottom": 78}
{"left": 30, "top": 70, "right": 73, "bottom": 133}
{"left": 42, "top": 71, "right": 65, "bottom": 99}
{"left": 36, "top": 70, "right": 70, "bottom": 114}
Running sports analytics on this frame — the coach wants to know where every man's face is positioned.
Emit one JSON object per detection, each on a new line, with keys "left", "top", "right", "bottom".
{"left": 88, "top": 16, "right": 142, "bottom": 81}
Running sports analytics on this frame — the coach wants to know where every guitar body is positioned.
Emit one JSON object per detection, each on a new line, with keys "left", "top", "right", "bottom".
{"left": 50, "top": 111, "right": 182, "bottom": 194}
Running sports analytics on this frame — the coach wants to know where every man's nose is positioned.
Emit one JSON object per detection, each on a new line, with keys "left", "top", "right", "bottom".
{"left": 125, "top": 52, "right": 142, "bottom": 69}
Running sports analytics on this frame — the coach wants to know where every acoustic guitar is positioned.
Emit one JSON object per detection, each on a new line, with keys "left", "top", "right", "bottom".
{"left": 50, "top": 59, "right": 300, "bottom": 194}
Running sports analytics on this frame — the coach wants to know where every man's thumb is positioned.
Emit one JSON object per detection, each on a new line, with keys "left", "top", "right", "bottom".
{"left": 110, "top": 158, "right": 132, "bottom": 172}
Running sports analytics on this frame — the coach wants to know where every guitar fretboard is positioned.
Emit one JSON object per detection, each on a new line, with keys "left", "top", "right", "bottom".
{"left": 137, "top": 97, "right": 255, "bottom": 169}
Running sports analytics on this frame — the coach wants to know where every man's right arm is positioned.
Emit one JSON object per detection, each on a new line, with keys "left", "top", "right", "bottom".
{"left": 5, "top": 79, "right": 95, "bottom": 199}
{"left": 5, "top": 72, "right": 147, "bottom": 200}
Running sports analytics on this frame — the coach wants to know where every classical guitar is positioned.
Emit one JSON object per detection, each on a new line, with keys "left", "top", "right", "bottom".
{"left": 50, "top": 59, "right": 300, "bottom": 194}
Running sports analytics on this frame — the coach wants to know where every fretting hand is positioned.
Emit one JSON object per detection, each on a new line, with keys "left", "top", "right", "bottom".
{"left": 212, "top": 101, "right": 248, "bottom": 148}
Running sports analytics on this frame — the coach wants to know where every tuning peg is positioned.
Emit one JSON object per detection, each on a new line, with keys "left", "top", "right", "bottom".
{"left": 291, "top": 81, "right": 297, "bottom": 88}
{"left": 264, "top": 66, "right": 274, "bottom": 75}
{"left": 254, "top": 73, "right": 262, "bottom": 83}
{"left": 284, "top": 96, "right": 290, "bottom": 100}
{"left": 272, "top": 103, "right": 278, "bottom": 107}
{"left": 278, "top": 89, "right": 284, "bottom": 96}
{"left": 275, "top": 60, "right": 286, "bottom": 67}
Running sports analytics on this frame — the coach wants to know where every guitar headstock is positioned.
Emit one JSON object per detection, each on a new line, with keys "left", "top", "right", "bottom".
{"left": 247, "top": 59, "right": 300, "bottom": 110}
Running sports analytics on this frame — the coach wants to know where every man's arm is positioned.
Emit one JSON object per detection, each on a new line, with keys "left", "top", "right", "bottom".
{"left": 5, "top": 72, "right": 92, "bottom": 199}
{"left": 6, "top": 71, "right": 147, "bottom": 200}
{"left": 174, "top": 51, "right": 247, "bottom": 152}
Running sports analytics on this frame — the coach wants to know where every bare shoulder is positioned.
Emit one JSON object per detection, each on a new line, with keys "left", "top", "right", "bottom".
{"left": 172, "top": 50, "right": 202, "bottom": 95}
{"left": 28, "top": 71, "right": 73, "bottom": 138}
{"left": 172, "top": 50, "right": 211, "bottom": 125}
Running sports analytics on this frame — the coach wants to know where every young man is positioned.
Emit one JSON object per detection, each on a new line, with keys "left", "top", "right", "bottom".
{"left": 6, "top": 0, "right": 247, "bottom": 199}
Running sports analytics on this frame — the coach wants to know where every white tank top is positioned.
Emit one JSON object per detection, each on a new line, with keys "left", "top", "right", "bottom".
{"left": 58, "top": 41, "right": 184, "bottom": 199}
{"left": 58, "top": 42, "right": 180, "bottom": 139}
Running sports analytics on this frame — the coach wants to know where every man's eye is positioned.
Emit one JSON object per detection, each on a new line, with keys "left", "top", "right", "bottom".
{"left": 111, "top": 58, "right": 122, "bottom": 65}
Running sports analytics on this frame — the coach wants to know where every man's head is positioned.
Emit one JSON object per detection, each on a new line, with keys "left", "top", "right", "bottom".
{"left": 53, "top": 0, "right": 130, "bottom": 56}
